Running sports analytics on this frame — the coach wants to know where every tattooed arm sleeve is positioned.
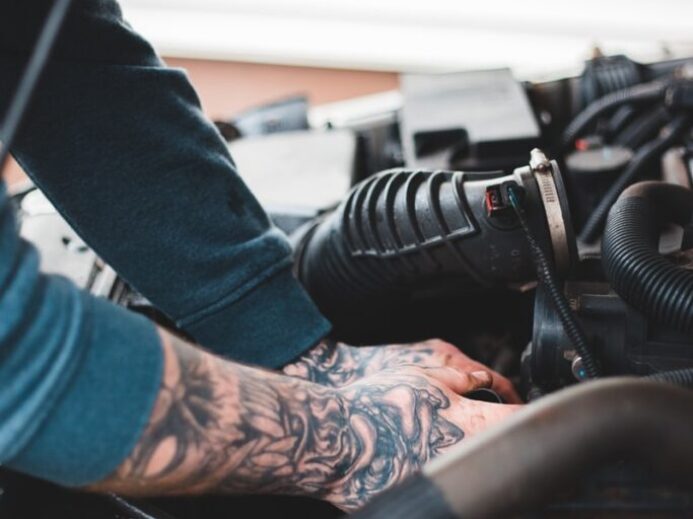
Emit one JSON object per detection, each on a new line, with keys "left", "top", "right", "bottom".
{"left": 90, "top": 329, "right": 514, "bottom": 510}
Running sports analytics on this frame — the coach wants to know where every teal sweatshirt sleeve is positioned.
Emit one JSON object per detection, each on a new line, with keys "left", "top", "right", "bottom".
{"left": 0, "top": 0, "right": 331, "bottom": 369}
{"left": 0, "top": 182, "right": 163, "bottom": 486}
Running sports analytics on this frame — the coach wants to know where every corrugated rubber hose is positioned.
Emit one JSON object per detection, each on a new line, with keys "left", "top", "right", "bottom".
{"left": 602, "top": 181, "right": 693, "bottom": 334}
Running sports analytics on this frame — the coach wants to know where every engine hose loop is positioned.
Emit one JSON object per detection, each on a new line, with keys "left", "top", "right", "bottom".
{"left": 602, "top": 181, "right": 693, "bottom": 335}
{"left": 562, "top": 80, "right": 667, "bottom": 150}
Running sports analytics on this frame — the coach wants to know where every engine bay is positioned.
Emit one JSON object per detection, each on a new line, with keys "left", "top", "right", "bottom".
{"left": 9, "top": 52, "right": 693, "bottom": 517}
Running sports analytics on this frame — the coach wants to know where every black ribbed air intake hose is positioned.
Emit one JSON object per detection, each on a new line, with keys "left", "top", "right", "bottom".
{"left": 562, "top": 80, "right": 667, "bottom": 150}
{"left": 295, "top": 168, "right": 550, "bottom": 330}
{"left": 602, "top": 181, "right": 693, "bottom": 334}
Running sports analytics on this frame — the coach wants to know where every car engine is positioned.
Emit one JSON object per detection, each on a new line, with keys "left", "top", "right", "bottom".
{"left": 9, "top": 53, "right": 693, "bottom": 517}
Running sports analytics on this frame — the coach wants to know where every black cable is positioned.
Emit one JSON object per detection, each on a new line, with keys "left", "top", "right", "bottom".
{"left": 507, "top": 186, "right": 600, "bottom": 379}
{"left": 562, "top": 80, "right": 666, "bottom": 150}
{"left": 579, "top": 114, "right": 691, "bottom": 244}
{"left": 0, "top": 0, "right": 73, "bottom": 175}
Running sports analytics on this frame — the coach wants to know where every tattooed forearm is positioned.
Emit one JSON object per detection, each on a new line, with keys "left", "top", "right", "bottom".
{"left": 92, "top": 330, "right": 467, "bottom": 510}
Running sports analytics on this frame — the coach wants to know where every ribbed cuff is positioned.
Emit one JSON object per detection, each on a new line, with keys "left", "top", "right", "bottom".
{"left": 184, "top": 267, "right": 332, "bottom": 368}
{"left": 7, "top": 297, "right": 163, "bottom": 487}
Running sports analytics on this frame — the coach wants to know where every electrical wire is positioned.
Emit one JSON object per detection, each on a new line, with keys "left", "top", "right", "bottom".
{"left": 508, "top": 185, "right": 600, "bottom": 379}
{"left": 0, "top": 0, "right": 73, "bottom": 175}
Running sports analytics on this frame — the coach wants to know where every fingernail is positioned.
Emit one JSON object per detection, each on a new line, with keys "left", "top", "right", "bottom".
{"left": 471, "top": 370, "right": 492, "bottom": 384}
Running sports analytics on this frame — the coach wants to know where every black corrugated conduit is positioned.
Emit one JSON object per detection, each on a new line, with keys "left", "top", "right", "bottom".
{"left": 602, "top": 181, "right": 693, "bottom": 334}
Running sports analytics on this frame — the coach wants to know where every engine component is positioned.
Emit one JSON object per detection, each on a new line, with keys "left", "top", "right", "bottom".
{"left": 228, "top": 129, "right": 359, "bottom": 233}
{"left": 562, "top": 79, "right": 668, "bottom": 150}
{"left": 525, "top": 281, "right": 693, "bottom": 394}
{"left": 399, "top": 69, "right": 541, "bottom": 171}
{"left": 614, "top": 105, "right": 671, "bottom": 148}
{"left": 579, "top": 115, "right": 691, "bottom": 243}
{"left": 9, "top": 48, "right": 693, "bottom": 517}
{"left": 602, "top": 181, "right": 693, "bottom": 334}
{"left": 565, "top": 144, "right": 633, "bottom": 229}
{"left": 579, "top": 54, "right": 644, "bottom": 108}
{"left": 295, "top": 149, "right": 575, "bottom": 333}
{"left": 214, "top": 95, "right": 309, "bottom": 142}
{"left": 509, "top": 185, "right": 600, "bottom": 382}
{"left": 526, "top": 180, "right": 693, "bottom": 395}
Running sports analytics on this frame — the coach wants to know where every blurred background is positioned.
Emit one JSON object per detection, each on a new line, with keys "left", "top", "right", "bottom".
{"left": 8, "top": 0, "right": 693, "bottom": 187}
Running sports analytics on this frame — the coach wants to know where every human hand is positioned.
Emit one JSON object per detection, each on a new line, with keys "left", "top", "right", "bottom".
{"left": 92, "top": 330, "right": 519, "bottom": 512}
{"left": 324, "top": 365, "right": 521, "bottom": 511}
{"left": 283, "top": 338, "right": 522, "bottom": 404}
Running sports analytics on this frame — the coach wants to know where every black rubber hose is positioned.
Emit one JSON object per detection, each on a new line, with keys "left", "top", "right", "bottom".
{"left": 295, "top": 170, "right": 481, "bottom": 324}
{"left": 579, "top": 115, "right": 691, "bottom": 243}
{"left": 295, "top": 168, "right": 544, "bottom": 331}
{"left": 605, "top": 105, "right": 638, "bottom": 139}
{"left": 562, "top": 80, "right": 667, "bottom": 150}
{"left": 508, "top": 187, "right": 600, "bottom": 379}
{"left": 646, "top": 369, "right": 693, "bottom": 389}
{"left": 614, "top": 105, "right": 671, "bottom": 149}
{"left": 602, "top": 181, "right": 693, "bottom": 334}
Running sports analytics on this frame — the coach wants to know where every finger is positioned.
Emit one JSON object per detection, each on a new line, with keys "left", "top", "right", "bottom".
{"left": 413, "top": 341, "right": 523, "bottom": 403}
{"left": 423, "top": 366, "right": 493, "bottom": 395}
{"left": 444, "top": 354, "right": 522, "bottom": 404}
{"left": 442, "top": 356, "right": 524, "bottom": 403}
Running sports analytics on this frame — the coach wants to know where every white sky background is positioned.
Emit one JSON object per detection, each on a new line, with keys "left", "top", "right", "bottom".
{"left": 119, "top": 0, "right": 693, "bottom": 79}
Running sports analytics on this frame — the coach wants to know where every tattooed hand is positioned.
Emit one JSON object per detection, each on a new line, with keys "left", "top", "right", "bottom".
{"left": 92, "top": 330, "right": 519, "bottom": 511}
{"left": 283, "top": 339, "right": 523, "bottom": 404}
{"left": 324, "top": 366, "right": 518, "bottom": 510}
